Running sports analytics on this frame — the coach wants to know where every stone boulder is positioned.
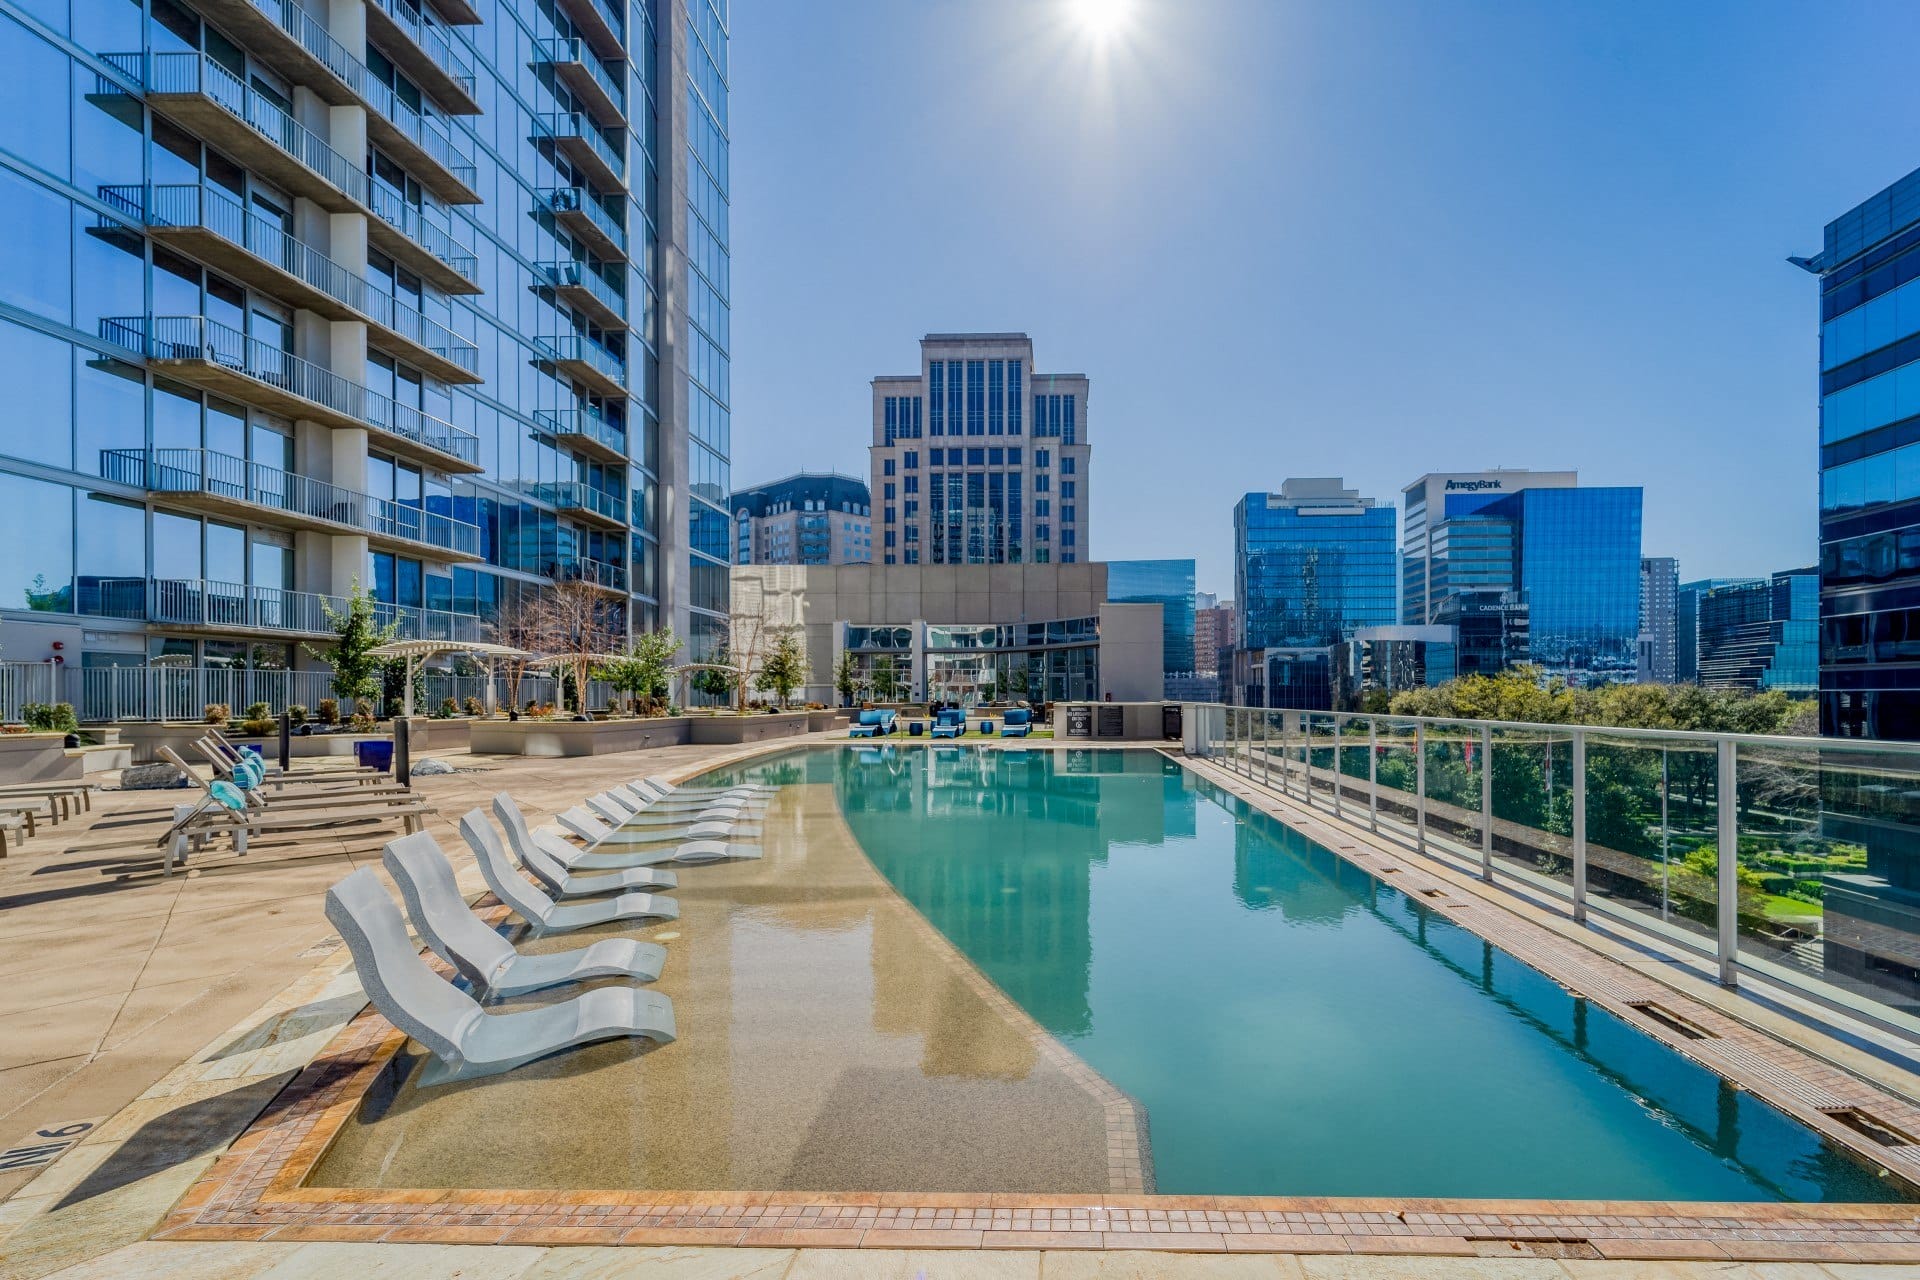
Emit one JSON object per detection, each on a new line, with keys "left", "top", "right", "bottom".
{"left": 410, "top": 757, "right": 454, "bottom": 776}
{"left": 121, "top": 763, "right": 188, "bottom": 790}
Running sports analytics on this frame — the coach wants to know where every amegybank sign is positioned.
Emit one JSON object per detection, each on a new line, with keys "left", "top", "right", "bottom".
{"left": 1444, "top": 479, "right": 1507, "bottom": 493}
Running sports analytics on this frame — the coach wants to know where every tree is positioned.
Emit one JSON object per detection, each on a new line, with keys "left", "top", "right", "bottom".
{"left": 833, "top": 650, "right": 860, "bottom": 706}
{"left": 595, "top": 629, "right": 682, "bottom": 713}
{"left": 692, "top": 643, "right": 738, "bottom": 704}
{"left": 754, "top": 628, "right": 806, "bottom": 708}
{"left": 487, "top": 593, "right": 544, "bottom": 717}
{"left": 529, "top": 581, "right": 622, "bottom": 716}
{"left": 307, "top": 579, "right": 400, "bottom": 706}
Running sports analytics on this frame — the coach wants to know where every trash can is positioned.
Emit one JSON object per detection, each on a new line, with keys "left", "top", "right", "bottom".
{"left": 354, "top": 739, "right": 395, "bottom": 773}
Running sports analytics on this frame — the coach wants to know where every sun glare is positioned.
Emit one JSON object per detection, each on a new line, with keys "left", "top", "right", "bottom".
{"left": 1069, "top": 0, "right": 1134, "bottom": 41}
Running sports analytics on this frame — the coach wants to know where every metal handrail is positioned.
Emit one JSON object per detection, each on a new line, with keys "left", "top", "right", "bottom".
{"left": 543, "top": 186, "right": 626, "bottom": 253}
{"left": 103, "top": 184, "right": 479, "bottom": 375}
{"left": 365, "top": 181, "right": 480, "bottom": 283}
{"left": 537, "top": 259, "right": 626, "bottom": 317}
{"left": 534, "top": 333, "right": 626, "bottom": 385}
{"left": 528, "top": 480, "right": 626, "bottom": 522}
{"left": 101, "top": 316, "right": 479, "bottom": 465}
{"left": 101, "top": 447, "right": 481, "bottom": 556}
{"left": 364, "top": 0, "right": 477, "bottom": 94}
{"left": 539, "top": 37, "right": 625, "bottom": 114}
{"left": 536, "top": 112, "right": 626, "bottom": 183}
{"left": 534, "top": 408, "right": 627, "bottom": 455}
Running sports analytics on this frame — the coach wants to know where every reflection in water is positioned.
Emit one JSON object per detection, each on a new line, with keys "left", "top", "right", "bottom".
{"left": 828, "top": 747, "right": 1913, "bottom": 1203}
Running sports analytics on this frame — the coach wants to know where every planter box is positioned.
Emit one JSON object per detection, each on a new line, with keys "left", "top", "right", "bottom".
{"left": 688, "top": 710, "right": 811, "bottom": 746}
{"left": 112, "top": 722, "right": 390, "bottom": 765}
{"left": 400, "top": 716, "right": 472, "bottom": 754}
{"left": 0, "top": 733, "right": 81, "bottom": 782}
{"left": 806, "top": 709, "right": 846, "bottom": 733}
{"left": 469, "top": 716, "right": 693, "bottom": 757}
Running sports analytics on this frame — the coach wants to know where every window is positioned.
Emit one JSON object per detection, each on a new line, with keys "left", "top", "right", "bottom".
{"left": 904, "top": 450, "right": 918, "bottom": 468}
{"left": 1062, "top": 505, "right": 1075, "bottom": 523}
{"left": 1036, "top": 448, "right": 1050, "bottom": 467}
{"left": 884, "top": 505, "right": 895, "bottom": 522}
{"left": 1008, "top": 448, "right": 1022, "bottom": 465}
{"left": 1008, "top": 361, "right": 1023, "bottom": 435}
{"left": 988, "top": 448, "right": 1003, "bottom": 465}
{"left": 929, "top": 362, "right": 944, "bottom": 435}
{"left": 883, "top": 458, "right": 895, "bottom": 476}
{"left": 883, "top": 482, "right": 895, "bottom": 500}
{"left": 1062, "top": 456, "right": 1076, "bottom": 474}
{"left": 1035, "top": 499, "right": 1050, "bottom": 517}
{"left": 1062, "top": 481, "right": 1076, "bottom": 498}
{"left": 966, "top": 360, "right": 985, "bottom": 435}
{"left": 904, "top": 475, "right": 918, "bottom": 494}
{"left": 988, "top": 360, "right": 1004, "bottom": 434}
{"left": 1036, "top": 474, "right": 1050, "bottom": 493}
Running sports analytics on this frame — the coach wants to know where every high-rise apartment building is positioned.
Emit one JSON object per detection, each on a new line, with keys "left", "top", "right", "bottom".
{"left": 1107, "top": 558, "right": 1195, "bottom": 677}
{"left": 1794, "top": 167, "right": 1920, "bottom": 737}
{"left": 0, "top": 0, "right": 728, "bottom": 706}
{"left": 868, "top": 333, "right": 1089, "bottom": 566}
{"left": 1233, "top": 478, "right": 1397, "bottom": 707}
{"left": 1639, "top": 556, "right": 1678, "bottom": 683}
{"left": 1401, "top": 470, "right": 1641, "bottom": 684}
{"left": 1694, "top": 569, "right": 1818, "bottom": 693}
{"left": 1193, "top": 599, "right": 1233, "bottom": 677}
{"left": 729, "top": 473, "right": 870, "bottom": 566}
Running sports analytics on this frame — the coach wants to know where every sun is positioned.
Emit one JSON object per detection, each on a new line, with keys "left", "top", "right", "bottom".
{"left": 1068, "top": 0, "right": 1134, "bottom": 40}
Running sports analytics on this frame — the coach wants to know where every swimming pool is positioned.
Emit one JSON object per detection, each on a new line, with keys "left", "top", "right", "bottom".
{"left": 793, "top": 745, "right": 1906, "bottom": 1202}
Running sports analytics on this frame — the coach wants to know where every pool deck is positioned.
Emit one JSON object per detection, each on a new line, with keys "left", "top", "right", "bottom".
{"left": 2, "top": 737, "right": 1919, "bottom": 1278}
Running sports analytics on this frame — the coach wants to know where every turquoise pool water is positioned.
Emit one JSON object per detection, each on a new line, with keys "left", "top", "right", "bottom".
{"left": 698, "top": 746, "right": 1912, "bottom": 1203}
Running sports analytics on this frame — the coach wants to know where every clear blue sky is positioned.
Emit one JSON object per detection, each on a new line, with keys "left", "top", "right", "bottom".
{"left": 727, "top": 0, "right": 1920, "bottom": 595}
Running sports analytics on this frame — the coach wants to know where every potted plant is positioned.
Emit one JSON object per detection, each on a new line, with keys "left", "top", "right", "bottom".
{"left": 203, "top": 702, "right": 231, "bottom": 727}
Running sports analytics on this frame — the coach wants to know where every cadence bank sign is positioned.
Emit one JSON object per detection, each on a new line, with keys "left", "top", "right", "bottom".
{"left": 1444, "top": 479, "right": 1507, "bottom": 493}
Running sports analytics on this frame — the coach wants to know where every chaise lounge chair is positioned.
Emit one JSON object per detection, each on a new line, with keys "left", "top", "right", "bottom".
{"left": 634, "top": 775, "right": 777, "bottom": 799}
{"left": 326, "top": 868, "right": 676, "bottom": 1087}
{"left": 512, "top": 822, "right": 680, "bottom": 899}
{"left": 1000, "top": 708, "right": 1034, "bottom": 737}
{"left": 587, "top": 790, "right": 760, "bottom": 830}
{"left": 558, "top": 805, "right": 751, "bottom": 848}
{"left": 614, "top": 782, "right": 769, "bottom": 815}
{"left": 202, "top": 730, "right": 386, "bottom": 788}
{"left": 929, "top": 708, "right": 966, "bottom": 739}
{"left": 846, "top": 709, "right": 896, "bottom": 738}
{"left": 383, "top": 832, "right": 666, "bottom": 998}
{"left": 461, "top": 810, "right": 680, "bottom": 937}
{"left": 493, "top": 794, "right": 690, "bottom": 873}
{"left": 551, "top": 806, "right": 763, "bottom": 865}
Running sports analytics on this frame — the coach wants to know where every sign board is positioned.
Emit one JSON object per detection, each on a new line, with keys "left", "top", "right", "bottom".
{"left": 1097, "top": 705, "right": 1125, "bottom": 738}
{"left": 1065, "top": 705, "right": 1092, "bottom": 738}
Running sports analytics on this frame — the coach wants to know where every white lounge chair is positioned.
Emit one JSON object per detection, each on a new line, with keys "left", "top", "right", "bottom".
{"left": 586, "top": 790, "right": 760, "bottom": 830}
{"left": 635, "top": 775, "right": 775, "bottom": 800}
{"left": 461, "top": 810, "right": 680, "bottom": 937}
{"left": 492, "top": 794, "right": 685, "bottom": 873}
{"left": 326, "top": 868, "right": 675, "bottom": 1087}
{"left": 553, "top": 806, "right": 762, "bottom": 865}
{"left": 619, "top": 781, "right": 769, "bottom": 812}
{"left": 513, "top": 826, "right": 680, "bottom": 899}
{"left": 382, "top": 832, "right": 666, "bottom": 998}
{"left": 558, "top": 804, "right": 753, "bottom": 849}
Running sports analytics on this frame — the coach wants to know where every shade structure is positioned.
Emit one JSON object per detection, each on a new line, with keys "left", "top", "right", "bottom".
{"left": 365, "top": 640, "right": 539, "bottom": 719}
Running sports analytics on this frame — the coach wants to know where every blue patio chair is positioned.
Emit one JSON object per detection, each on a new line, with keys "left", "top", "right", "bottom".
{"left": 930, "top": 708, "right": 966, "bottom": 739}
{"left": 1000, "top": 708, "right": 1034, "bottom": 737}
{"left": 848, "top": 708, "right": 897, "bottom": 737}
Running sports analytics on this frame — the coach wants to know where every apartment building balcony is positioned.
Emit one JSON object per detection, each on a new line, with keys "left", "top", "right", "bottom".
{"left": 532, "top": 408, "right": 627, "bottom": 464}
{"left": 182, "top": 0, "right": 479, "bottom": 199}
{"left": 425, "top": 0, "right": 481, "bottom": 26}
{"left": 550, "top": 555, "right": 627, "bottom": 593}
{"left": 375, "top": 601, "right": 484, "bottom": 642}
{"left": 534, "top": 260, "right": 626, "bottom": 330}
{"left": 532, "top": 333, "right": 627, "bottom": 397}
{"left": 536, "top": 38, "right": 624, "bottom": 128}
{"left": 533, "top": 113, "right": 626, "bottom": 192}
{"left": 541, "top": 187, "right": 626, "bottom": 261}
{"left": 529, "top": 481, "right": 627, "bottom": 529}
{"left": 99, "top": 52, "right": 480, "bottom": 294}
{"left": 99, "top": 448, "right": 483, "bottom": 561}
{"left": 363, "top": 0, "right": 481, "bottom": 114}
{"left": 554, "top": 0, "right": 624, "bottom": 61}
{"left": 101, "top": 184, "right": 480, "bottom": 384}
{"left": 142, "top": 578, "right": 473, "bottom": 640}
{"left": 101, "top": 316, "right": 483, "bottom": 473}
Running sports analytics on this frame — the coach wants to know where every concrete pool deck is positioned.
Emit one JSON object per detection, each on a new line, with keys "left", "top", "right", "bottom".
{"left": 3, "top": 738, "right": 1920, "bottom": 1278}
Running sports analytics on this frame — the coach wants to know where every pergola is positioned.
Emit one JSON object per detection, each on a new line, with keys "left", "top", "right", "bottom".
{"left": 365, "top": 640, "right": 538, "bottom": 719}
{"left": 670, "top": 661, "right": 748, "bottom": 711}
{"left": 528, "top": 653, "right": 629, "bottom": 716}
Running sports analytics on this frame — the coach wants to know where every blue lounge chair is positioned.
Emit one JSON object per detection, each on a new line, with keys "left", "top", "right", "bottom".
{"left": 847, "top": 709, "right": 897, "bottom": 737}
{"left": 1001, "top": 708, "right": 1034, "bottom": 737}
{"left": 929, "top": 708, "right": 966, "bottom": 739}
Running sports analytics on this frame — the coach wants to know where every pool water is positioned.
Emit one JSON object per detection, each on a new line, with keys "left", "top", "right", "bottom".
{"left": 699, "top": 745, "right": 1912, "bottom": 1203}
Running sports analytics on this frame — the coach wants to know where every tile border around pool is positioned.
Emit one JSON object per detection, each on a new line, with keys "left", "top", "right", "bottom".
{"left": 148, "top": 742, "right": 1920, "bottom": 1262}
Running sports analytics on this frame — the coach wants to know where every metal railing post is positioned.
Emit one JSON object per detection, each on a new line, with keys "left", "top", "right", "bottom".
{"left": 1480, "top": 723, "right": 1494, "bottom": 881}
{"left": 1261, "top": 711, "right": 1271, "bottom": 787}
{"left": 1414, "top": 721, "right": 1426, "bottom": 852}
{"left": 1331, "top": 715, "right": 1343, "bottom": 818}
{"left": 1276, "top": 712, "right": 1287, "bottom": 797}
{"left": 1717, "top": 738, "right": 1739, "bottom": 987}
{"left": 1298, "top": 714, "right": 1312, "bottom": 808}
{"left": 1367, "top": 718, "right": 1378, "bottom": 831}
{"left": 1572, "top": 728, "right": 1588, "bottom": 923}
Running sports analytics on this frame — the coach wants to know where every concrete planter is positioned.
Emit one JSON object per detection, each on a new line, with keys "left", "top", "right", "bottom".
{"left": 0, "top": 733, "right": 80, "bottom": 782}
{"left": 113, "top": 722, "right": 389, "bottom": 765}
{"left": 806, "top": 709, "right": 846, "bottom": 733}
{"left": 469, "top": 716, "right": 693, "bottom": 757}
{"left": 400, "top": 716, "right": 472, "bottom": 753}
{"left": 688, "top": 711, "right": 811, "bottom": 746}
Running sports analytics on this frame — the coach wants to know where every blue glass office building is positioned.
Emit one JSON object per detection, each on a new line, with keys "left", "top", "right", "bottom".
{"left": 1695, "top": 570, "right": 1817, "bottom": 693}
{"left": 1796, "top": 166, "right": 1920, "bottom": 737}
{"left": 0, "top": 0, "right": 727, "bottom": 711}
{"left": 1106, "top": 557, "right": 1195, "bottom": 676}
{"left": 1482, "top": 487, "right": 1643, "bottom": 682}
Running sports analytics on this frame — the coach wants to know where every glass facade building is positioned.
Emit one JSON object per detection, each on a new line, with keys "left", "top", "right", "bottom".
{"left": 0, "top": 0, "right": 726, "bottom": 706}
{"left": 1106, "top": 557, "right": 1194, "bottom": 676}
{"left": 1796, "top": 167, "right": 1920, "bottom": 737}
{"left": 1695, "top": 569, "right": 1818, "bottom": 693}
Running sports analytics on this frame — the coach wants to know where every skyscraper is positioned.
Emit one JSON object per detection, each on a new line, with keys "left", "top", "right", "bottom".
{"left": 1794, "top": 167, "right": 1920, "bottom": 737}
{"left": 1639, "top": 556, "right": 1678, "bottom": 683}
{"left": 868, "top": 333, "right": 1090, "bottom": 566}
{"left": 729, "top": 473, "right": 871, "bottom": 566}
{"left": 1107, "top": 558, "right": 1196, "bottom": 678}
{"left": 1676, "top": 577, "right": 1761, "bottom": 684}
{"left": 1233, "top": 478, "right": 1397, "bottom": 707}
{"left": 1695, "top": 569, "right": 1818, "bottom": 693}
{"left": 0, "top": 0, "right": 726, "bottom": 704}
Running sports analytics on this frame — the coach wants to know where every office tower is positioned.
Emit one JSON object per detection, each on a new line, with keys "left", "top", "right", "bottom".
{"left": 1400, "top": 470, "right": 1641, "bottom": 684}
{"left": 729, "top": 473, "right": 870, "bottom": 566}
{"left": 1194, "top": 599, "right": 1233, "bottom": 677}
{"left": 1794, "top": 168, "right": 1920, "bottom": 736}
{"left": 0, "top": 0, "right": 727, "bottom": 707}
{"left": 1676, "top": 577, "right": 1760, "bottom": 684}
{"left": 1107, "top": 558, "right": 1196, "bottom": 678}
{"left": 1233, "top": 478, "right": 1397, "bottom": 707}
{"left": 868, "top": 333, "right": 1090, "bottom": 566}
{"left": 1639, "top": 556, "right": 1678, "bottom": 683}
{"left": 1694, "top": 569, "right": 1818, "bottom": 692}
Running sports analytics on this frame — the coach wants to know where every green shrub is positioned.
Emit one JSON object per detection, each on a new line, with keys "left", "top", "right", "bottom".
{"left": 243, "top": 701, "right": 272, "bottom": 722}
{"left": 240, "top": 719, "right": 277, "bottom": 737}
{"left": 434, "top": 697, "right": 458, "bottom": 719}
{"left": 286, "top": 704, "right": 307, "bottom": 726}
{"left": 21, "top": 702, "right": 77, "bottom": 734}
{"left": 203, "top": 703, "right": 230, "bottom": 725}
{"left": 316, "top": 698, "right": 339, "bottom": 725}
{"left": 462, "top": 696, "right": 483, "bottom": 717}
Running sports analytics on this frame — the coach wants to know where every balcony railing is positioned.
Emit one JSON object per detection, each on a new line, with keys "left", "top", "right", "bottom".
{"left": 365, "top": 181, "right": 481, "bottom": 288}
{"left": 101, "top": 316, "right": 480, "bottom": 467}
{"left": 536, "top": 258, "right": 626, "bottom": 325}
{"left": 534, "top": 112, "right": 626, "bottom": 189}
{"left": 106, "top": 51, "right": 368, "bottom": 208}
{"left": 150, "top": 578, "right": 338, "bottom": 635}
{"left": 373, "top": 601, "right": 484, "bottom": 642}
{"left": 528, "top": 480, "right": 626, "bottom": 524}
{"left": 533, "top": 333, "right": 627, "bottom": 394}
{"left": 538, "top": 37, "right": 624, "bottom": 125}
{"left": 363, "top": 0, "right": 478, "bottom": 104}
{"left": 100, "top": 447, "right": 481, "bottom": 558}
{"left": 551, "top": 555, "right": 626, "bottom": 592}
{"left": 101, "top": 184, "right": 480, "bottom": 380}
{"left": 554, "top": 0, "right": 624, "bottom": 59}
{"left": 533, "top": 407, "right": 627, "bottom": 459}
{"left": 542, "top": 186, "right": 626, "bottom": 258}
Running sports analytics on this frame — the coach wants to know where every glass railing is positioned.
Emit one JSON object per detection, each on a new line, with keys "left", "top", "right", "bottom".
{"left": 101, "top": 315, "right": 478, "bottom": 465}
{"left": 373, "top": 600, "right": 483, "bottom": 642}
{"left": 536, "top": 112, "right": 626, "bottom": 184}
{"left": 1198, "top": 704, "right": 1920, "bottom": 1039}
{"left": 543, "top": 186, "right": 626, "bottom": 254}
{"left": 539, "top": 37, "right": 625, "bottom": 116}
{"left": 557, "top": 0, "right": 625, "bottom": 46}
{"left": 533, "top": 407, "right": 627, "bottom": 456}
{"left": 102, "top": 184, "right": 479, "bottom": 376}
{"left": 101, "top": 447, "right": 480, "bottom": 556}
{"left": 107, "top": 52, "right": 370, "bottom": 207}
{"left": 528, "top": 480, "right": 626, "bottom": 523}
{"left": 537, "top": 259, "right": 626, "bottom": 318}
{"left": 363, "top": 0, "right": 477, "bottom": 97}
{"left": 365, "top": 182, "right": 480, "bottom": 285}
{"left": 534, "top": 333, "right": 626, "bottom": 387}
